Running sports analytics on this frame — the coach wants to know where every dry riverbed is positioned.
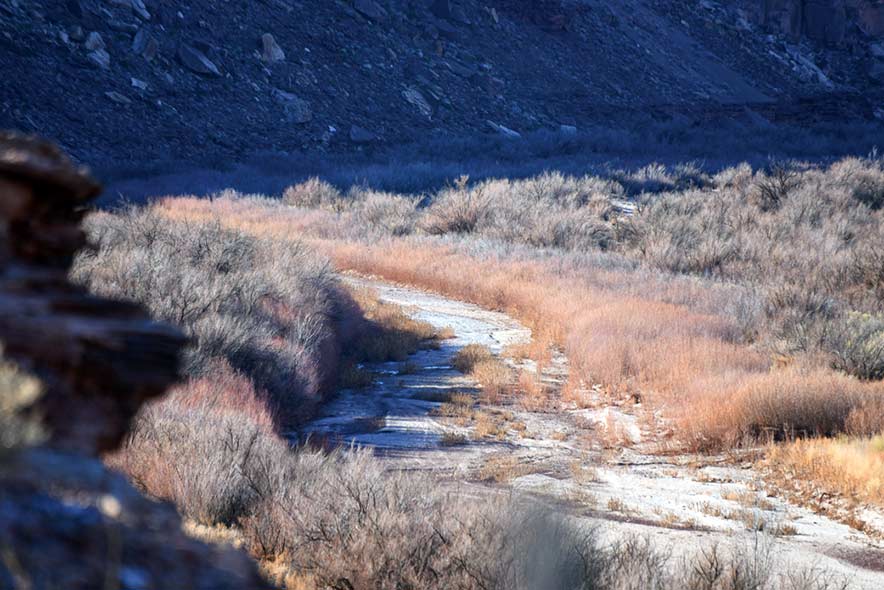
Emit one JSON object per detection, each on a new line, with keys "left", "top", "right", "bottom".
{"left": 298, "top": 276, "right": 884, "bottom": 588}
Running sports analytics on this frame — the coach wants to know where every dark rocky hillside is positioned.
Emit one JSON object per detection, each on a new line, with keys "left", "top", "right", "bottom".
{"left": 1, "top": 0, "right": 882, "bottom": 174}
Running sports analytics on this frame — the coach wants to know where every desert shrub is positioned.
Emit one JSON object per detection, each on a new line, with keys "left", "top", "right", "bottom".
{"left": 421, "top": 175, "right": 494, "bottom": 235}
{"left": 685, "top": 367, "right": 884, "bottom": 449}
{"left": 845, "top": 399, "right": 884, "bottom": 437}
{"left": 452, "top": 344, "right": 495, "bottom": 373}
{"left": 751, "top": 164, "right": 802, "bottom": 212}
{"left": 112, "top": 397, "right": 269, "bottom": 525}
{"left": 615, "top": 162, "right": 711, "bottom": 194}
{"left": 349, "top": 189, "right": 419, "bottom": 236}
{"left": 712, "top": 163, "right": 754, "bottom": 191}
{"left": 250, "top": 453, "right": 608, "bottom": 590}
{"left": 283, "top": 177, "right": 347, "bottom": 211}
{"left": 825, "top": 312, "right": 884, "bottom": 381}
{"left": 72, "top": 206, "right": 345, "bottom": 427}
{"left": 830, "top": 156, "right": 884, "bottom": 210}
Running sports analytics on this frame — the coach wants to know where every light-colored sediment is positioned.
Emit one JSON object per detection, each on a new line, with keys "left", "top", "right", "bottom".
{"left": 300, "top": 276, "right": 884, "bottom": 588}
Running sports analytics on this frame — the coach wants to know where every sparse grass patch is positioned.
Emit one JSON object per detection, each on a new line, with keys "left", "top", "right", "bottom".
{"left": 472, "top": 359, "right": 514, "bottom": 402}
{"left": 452, "top": 344, "right": 494, "bottom": 373}
{"left": 440, "top": 431, "right": 468, "bottom": 446}
{"left": 477, "top": 455, "right": 539, "bottom": 483}
{"left": 569, "top": 460, "right": 599, "bottom": 484}
{"left": 431, "top": 392, "right": 476, "bottom": 419}
{"left": 765, "top": 435, "right": 884, "bottom": 510}
{"left": 473, "top": 411, "right": 508, "bottom": 440}
{"left": 606, "top": 497, "right": 632, "bottom": 515}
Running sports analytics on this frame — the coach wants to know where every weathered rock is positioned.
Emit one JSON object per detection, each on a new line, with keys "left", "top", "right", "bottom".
{"left": 130, "top": 0, "right": 151, "bottom": 20}
{"left": 132, "top": 28, "right": 158, "bottom": 61}
{"left": 178, "top": 44, "right": 221, "bottom": 77}
{"left": 0, "top": 448, "right": 268, "bottom": 590}
{"left": 403, "top": 86, "right": 433, "bottom": 118}
{"left": 350, "top": 124, "right": 377, "bottom": 143}
{"left": 486, "top": 120, "right": 521, "bottom": 139}
{"left": 108, "top": 20, "right": 139, "bottom": 34}
{"left": 87, "top": 49, "right": 111, "bottom": 69}
{"left": 68, "top": 25, "right": 85, "bottom": 42}
{"left": 434, "top": 18, "right": 460, "bottom": 40}
{"left": 261, "top": 32, "right": 285, "bottom": 62}
{"left": 66, "top": 0, "right": 83, "bottom": 18}
{"left": 105, "top": 91, "right": 131, "bottom": 104}
{"left": 0, "top": 132, "right": 186, "bottom": 454}
{"left": 110, "top": 0, "right": 151, "bottom": 21}
{"left": 84, "top": 31, "right": 105, "bottom": 52}
{"left": 273, "top": 89, "right": 312, "bottom": 123}
{"left": 0, "top": 134, "right": 267, "bottom": 589}
{"left": 354, "top": 0, "right": 388, "bottom": 21}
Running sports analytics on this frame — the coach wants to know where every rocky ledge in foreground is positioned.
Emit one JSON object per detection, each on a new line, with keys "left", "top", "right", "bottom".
{"left": 0, "top": 132, "right": 267, "bottom": 590}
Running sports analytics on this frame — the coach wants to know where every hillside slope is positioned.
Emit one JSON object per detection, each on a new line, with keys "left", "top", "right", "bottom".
{"left": 1, "top": 0, "right": 881, "bottom": 173}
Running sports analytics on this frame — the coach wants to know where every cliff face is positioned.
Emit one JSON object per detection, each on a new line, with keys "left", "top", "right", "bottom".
{"left": 747, "top": 0, "right": 884, "bottom": 43}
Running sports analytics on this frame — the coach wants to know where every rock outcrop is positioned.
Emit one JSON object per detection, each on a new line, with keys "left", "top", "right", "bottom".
{"left": 752, "top": 0, "right": 884, "bottom": 43}
{"left": 0, "top": 134, "right": 267, "bottom": 589}
{"left": 0, "top": 133, "right": 186, "bottom": 454}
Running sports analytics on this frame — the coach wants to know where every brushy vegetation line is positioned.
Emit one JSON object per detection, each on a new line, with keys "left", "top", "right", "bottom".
{"left": 64, "top": 198, "right": 862, "bottom": 588}
{"left": 157, "top": 157, "right": 884, "bottom": 457}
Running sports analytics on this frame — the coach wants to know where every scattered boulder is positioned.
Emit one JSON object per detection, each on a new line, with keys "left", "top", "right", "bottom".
{"left": 354, "top": 0, "right": 388, "bottom": 22}
{"left": 87, "top": 49, "right": 111, "bottom": 69}
{"left": 273, "top": 89, "right": 312, "bottom": 123}
{"left": 110, "top": 0, "right": 151, "bottom": 21}
{"left": 403, "top": 87, "right": 433, "bottom": 118}
{"left": 108, "top": 20, "right": 140, "bottom": 34}
{"left": 178, "top": 44, "right": 221, "bottom": 77}
{"left": 131, "top": 77, "right": 148, "bottom": 90}
{"left": 559, "top": 124, "right": 577, "bottom": 135}
{"left": 261, "top": 33, "right": 285, "bottom": 62}
{"left": 84, "top": 32, "right": 105, "bottom": 52}
{"left": 130, "top": 0, "right": 151, "bottom": 21}
{"left": 105, "top": 91, "right": 131, "bottom": 104}
{"left": 68, "top": 25, "right": 85, "bottom": 42}
{"left": 349, "top": 124, "right": 377, "bottom": 143}
{"left": 486, "top": 120, "right": 521, "bottom": 139}
{"left": 132, "top": 28, "right": 158, "bottom": 61}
